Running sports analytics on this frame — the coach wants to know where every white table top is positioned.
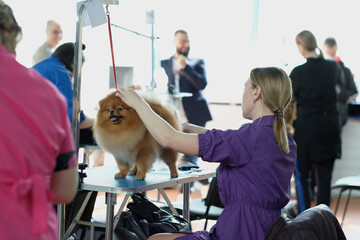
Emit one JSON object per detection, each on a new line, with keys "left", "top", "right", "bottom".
{"left": 80, "top": 165, "right": 215, "bottom": 194}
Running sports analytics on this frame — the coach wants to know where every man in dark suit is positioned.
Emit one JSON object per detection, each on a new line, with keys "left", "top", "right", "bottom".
{"left": 161, "top": 30, "right": 212, "bottom": 166}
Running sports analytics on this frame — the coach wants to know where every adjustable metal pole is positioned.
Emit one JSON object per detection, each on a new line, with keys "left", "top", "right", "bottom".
{"left": 105, "top": 193, "right": 117, "bottom": 240}
{"left": 150, "top": 12, "right": 156, "bottom": 89}
{"left": 58, "top": 4, "right": 86, "bottom": 240}
{"left": 72, "top": 4, "right": 86, "bottom": 149}
{"left": 111, "top": 9, "right": 158, "bottom": 89}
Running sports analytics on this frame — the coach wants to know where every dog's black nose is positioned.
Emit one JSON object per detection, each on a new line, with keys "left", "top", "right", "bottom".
{"left": 109, "top": 110, "right": 114, "bottom": 115}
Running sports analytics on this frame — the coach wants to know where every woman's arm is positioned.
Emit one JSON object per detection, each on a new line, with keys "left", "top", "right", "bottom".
{"left": 182, "top": 123, "right": 208, "bottom": 134}
{"left": 116, "top": 87, "right": 199, "bottom": 156}
{"left": 50, "top": 167, "right": 78, "bottom": 204}
{"left": 79, "top": 116, "right": 94, "bottom": 129}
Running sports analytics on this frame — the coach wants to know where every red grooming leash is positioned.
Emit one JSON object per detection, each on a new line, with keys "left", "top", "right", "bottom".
{"left": 106, "top": 5, "right": 117, "bottom": 89}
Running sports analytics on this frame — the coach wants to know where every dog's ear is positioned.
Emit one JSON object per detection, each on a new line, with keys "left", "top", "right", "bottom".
{"left": 98, "top": 98, "right": 106, "bottom": 109}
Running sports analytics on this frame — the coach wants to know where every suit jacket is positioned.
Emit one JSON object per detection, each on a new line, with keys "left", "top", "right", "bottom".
{"left": 161, "top": 56, "right": 212, "bottom": 125}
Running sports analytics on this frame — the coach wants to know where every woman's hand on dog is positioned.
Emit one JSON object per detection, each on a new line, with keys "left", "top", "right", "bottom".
{"left": 116, "top": 86, "right": 143, "bottom": 109}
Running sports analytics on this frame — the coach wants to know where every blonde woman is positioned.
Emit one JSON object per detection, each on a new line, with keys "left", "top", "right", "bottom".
{"left": 290, "top": 30, "right": 341, "bottom": 213}
{"left": 116, "top": 67, "right": 297, "bottom": 240}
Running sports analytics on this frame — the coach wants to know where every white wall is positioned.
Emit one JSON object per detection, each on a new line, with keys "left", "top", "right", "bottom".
{"left": 5, "top": 0, "right": 360, "bottom": 117}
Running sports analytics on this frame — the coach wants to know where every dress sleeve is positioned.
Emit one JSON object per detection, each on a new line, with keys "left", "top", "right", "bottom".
{"left": 198, "top": 125, "right": 255, "bottom": 167}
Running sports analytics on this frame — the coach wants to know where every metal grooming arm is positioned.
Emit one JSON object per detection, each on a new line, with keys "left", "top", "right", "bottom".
{"left": 58, "top": 2, "right": 119, "bottom": 240}
{"left": 110, "top": 10, "right": 159, "bottom": 89}
{"left": 73, "top": 0, "right": 119, "bottom": 155}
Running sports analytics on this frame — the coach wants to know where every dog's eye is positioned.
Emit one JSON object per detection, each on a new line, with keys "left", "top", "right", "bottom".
{"left": 117, "top": 107, "right": 122, "bottom": 111}
{"left": 107, "top": 108, "right": 111, "bottom": 112}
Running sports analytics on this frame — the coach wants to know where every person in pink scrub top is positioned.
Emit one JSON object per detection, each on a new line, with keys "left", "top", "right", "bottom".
{"left": 0, "top": 1, "right": 78, "bottom": 239}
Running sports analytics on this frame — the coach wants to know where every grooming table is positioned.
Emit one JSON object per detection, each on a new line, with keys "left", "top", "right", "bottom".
{"left": 62, "top": 165, "right": 215, "bottom": 240}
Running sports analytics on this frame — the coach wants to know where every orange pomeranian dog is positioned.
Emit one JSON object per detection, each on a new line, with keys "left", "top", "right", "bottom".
{"left": 93, "top": 90, "right": 181, "bottom": 180}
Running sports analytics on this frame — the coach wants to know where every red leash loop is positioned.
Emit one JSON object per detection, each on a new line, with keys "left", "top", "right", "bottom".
{"left": 106, "top": 9, "right": 117, "bottom": 89}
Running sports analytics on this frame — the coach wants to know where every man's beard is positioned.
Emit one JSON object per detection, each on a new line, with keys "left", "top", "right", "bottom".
{"left": 176, "top": 48, "right": 189, "bottom": 57}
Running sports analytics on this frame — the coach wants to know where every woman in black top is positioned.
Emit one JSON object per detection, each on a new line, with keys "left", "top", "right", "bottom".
{"left": 290, "top": 30, "right": 341, "bottom": 212}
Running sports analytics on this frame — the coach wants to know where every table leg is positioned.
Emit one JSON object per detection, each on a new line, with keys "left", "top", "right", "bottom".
{"left": 57, "top": 204, "right": 65, "bottom": 240}
{"left": 183, "top": 182, "right": 191, "bottom": 221}
{"left": 105, "top": 192, "right": 117, "bottom": 240}
{"left": 113, "top": 194, "right": 131, "bottom": 231}
{"left": 63, "top": 191, "right": 93, "bottom": 239}
{"left": 158, "top": 188, "right": 180, "bottom": 216}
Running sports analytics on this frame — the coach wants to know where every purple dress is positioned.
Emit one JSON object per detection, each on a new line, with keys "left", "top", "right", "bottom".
{"left": 176, "top": 115, "right": 297, "bottom": 240}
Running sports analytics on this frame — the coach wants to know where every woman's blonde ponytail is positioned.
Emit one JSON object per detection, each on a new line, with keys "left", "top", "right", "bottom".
{"left": 250, "top": 67, "right": 293, "bottom": 154}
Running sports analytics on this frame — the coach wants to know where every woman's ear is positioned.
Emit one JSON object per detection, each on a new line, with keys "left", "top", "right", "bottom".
{"left": 253, "top": 85, "right": 261, "bottom": 101}
{"left": 297, "top": 44, "right": 305, "bottom": 56}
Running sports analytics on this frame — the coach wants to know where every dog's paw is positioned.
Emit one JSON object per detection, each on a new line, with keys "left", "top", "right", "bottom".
{"left": 170, "top": 168, "right": 179, "bottom": 178}
{"left": 135, "top": 173, "right": 146, "bottom": 180}
{"left": 129, "top": 169, "right": 137, "bottom": 175}
{"left": 170, "top": 172, "right": 179, "bottom": 178}
{"left": 114, "top": 172, "right": 127, "bottom": 178}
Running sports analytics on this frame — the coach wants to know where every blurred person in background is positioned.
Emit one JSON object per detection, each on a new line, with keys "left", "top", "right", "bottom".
{"left": 323, "top": 37, "right": 358, "bottom": 127}
{"left": 33, "top": 42, "right": 105, "bottom": 167}
{"left": 290, "top": 30, "right": 342, "bottom": 213}
{"left": 161, "top": 30, "right": 212, "bottom": 168}
{"left": 32, "top": 20, "right": 62, "bottom": 65}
